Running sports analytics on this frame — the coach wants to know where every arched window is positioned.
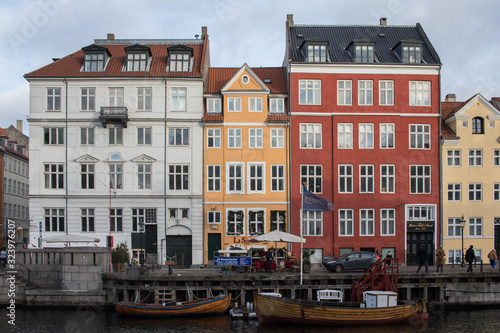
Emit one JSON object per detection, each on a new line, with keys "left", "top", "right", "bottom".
{"left": 472, "top": 117, "right": 484, "bottom": 134}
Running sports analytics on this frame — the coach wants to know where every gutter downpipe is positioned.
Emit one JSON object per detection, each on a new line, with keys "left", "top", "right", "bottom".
{"left": 164, "top": 75, "right": 168, "bottom": 266}
{"left": 64, "top": 77, "right": 69, "bottom": 235}
{"left": 438, "top": 65, "right": 443, "bottom": 248}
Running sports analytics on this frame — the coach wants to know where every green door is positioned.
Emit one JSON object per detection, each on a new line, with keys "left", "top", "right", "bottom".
{"left": 208, "top": 233, "right": 221, "bottom": 261}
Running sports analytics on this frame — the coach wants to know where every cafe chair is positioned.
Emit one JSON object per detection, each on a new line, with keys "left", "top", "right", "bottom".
{"left": 277, "top": 261, "right": 286, "bottom": 273}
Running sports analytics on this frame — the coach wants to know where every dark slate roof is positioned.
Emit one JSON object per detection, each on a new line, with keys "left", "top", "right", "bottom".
{"left": 288, "top": 24, "right": 440, "bottom": 64}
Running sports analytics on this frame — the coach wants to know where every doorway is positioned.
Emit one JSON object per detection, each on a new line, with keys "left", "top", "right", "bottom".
{"left": 166, "top": 235, "right": 192, "bottom": 268}
{"left": 407, "top": 232, "right": 434, "bottom": 266}
{"left": 207, "top": 233, "right": 221, "bottom": 261}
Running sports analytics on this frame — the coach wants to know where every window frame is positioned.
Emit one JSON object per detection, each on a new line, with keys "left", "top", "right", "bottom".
{"left": 137, "top": 87, "right": 152, "bottom": 111}
{"left": 410, "top": 165, "right": 431, "bottom": 194}
{"left": 271, "top": 165, "right": 285, "bottom": 192}
{"left": 447, "top": 217, "right": 462, "bottom": 237}
{"left": 337, "top": 80, "right": 352, "bottom": 105}
{"left": 359, "top": 209, "right": 375, "bottom": 236}
{"left": 47, "top": 88, "right": 61, "bottom": 111}
{"left": 409, "top": 81, "right": 431, "bottom": 106}
{"left": 402, "top": 45, "right": 422, "bottom": 63}
{"left": 168, "top": 164, "right": 189, "bottom": 190}
{"left": 379, "top": 80, "right": 394, "bottom": 105}
{"left": 44, "top": 208, "right": 65, "bottom": 232}
{"left": 84, "top": 53, "right": 105, "bottom": 72}
{"left": 338, "top": 164, "right": 353, "bottom": 194}
{"left": 168, "top": 128, "right": 189, "bottom": 146}
{"left": 339, "top": 209, "right": 354, "bottom": 236}
{"left": 447, "top": 183, "right": 462, "bottom": 201}
{"left": 81, "top": 88, "right": 95, "bottom": 111}
{"left": 409, "top": 124, "right": 431, "bottom": 149}
{"left": 300, "top": 123, "right": 322, "bottom": 149}
{"left": 108, "top": 127, "right": 123, "bottom": 145}
{"left": 248, "top": 128, "right": 263, "bottom": 148}
{"left": 171, "top": 87, "right": 187, "bottom": 111}
{"left": 468, "top": 183, "right": 482, "bottom": 201}
{"left": 307, "top": 44, "right": 327, "bottom": 62}
{"left": 494, "top": 150, "right": 500, "bottom": 166}
{"left": 109, "top": 163, "right": 123, "bottom": 190}
{"left": 469, "top": 217, "right": 483, "bottom": 236}
{"left": 110, "top": 208, "right": 123, "bottom": 232}
{"left": 247, "top": 162, "right": 265, "bottom": 194}
{"left": 302, "top": 210, "right": 323, "bottom": 236}
{"left": 355, "top": 45, "right": 374, "bottom": 63}
{"left": 472, "top": 117, "right": 484, "bottom": 134}
{"left": 270, "top": 128, "right": 284, "bottom": 148}
{"left": 381, "top": 209, "right": 395, "bottom": 236}
{"left": 207, "top": 211, "right": 221, "bottom": 224}
{"left": 269, "top": 98, "right": 285, "bottom": 113}
{"left": 81, "top": 208, "right": 95, "bottom": 232}
{"left": 359, "top": 123, "right": 374, "bottom": 149}
{"left": 358, "top": 80, "right": 373, "bottom": 106}
{"left": 299, "top": 80, "right": 321, "bottom": 105}
{"left": 108, "top": 87, "right": 124, "bottom": 107}
{"left": 301, "top": 164, "right": 323, "bottom": 193}
{"left": 44, "top": 163, "right": 64, "bottom": 189}
{"left": 80, "top": 163, "right": 95, "bottom": 190}
{"left": 380, "top": 123, "right": 395, "bottom": 149}
{"left": 137, "top": 163, "right": 152, "bottom": 190}
{"left": 380, "top": 164, "right": 395, "bottom": 193}
{"left": 169, "top": 52, "right": 190, "bottom": 72}
{"left": 138, "top": 127, "right": 152, "bottom": 145}
{"left": 80, "top": 127, "right": 95, "bottom": 145}
{"left": 468, "top": 149, "right": 483, "bottom": 166}
{"left": 126, "top": 52, "right": 147, "bottom": 71}
{"left": 447, "top": 149, "right": 461, "bottom": 166}
{"left": 206, "top": 98, "right": 221, "bottom": 113}
{"left": 249, "top": 97, "right": 263, "bottom": 112}
{"left": 207, "top": 165, "right": 221, "bottom": 192}
{"left": 43, "top": 127, "right": 64, "bottom": 145}
{"left": 227, "top": 97, "right": 242, "bottom": 112}
{"left": 359, "top": 164, "right": 374, "bottom": 193}
{"left": 337, "top": 123, "right": 353, "bottom": 149}
{"left": 228, "top": 128, "right": 242, "bottom": 148}
{"left": 207, "top": 128, "right": 221, "bottom": 148}
{"left": 226, "top": 162, "right": 244, "bottom": 194}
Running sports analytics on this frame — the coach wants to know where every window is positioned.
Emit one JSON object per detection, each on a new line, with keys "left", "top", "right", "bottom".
{"left": 109, "top": 88, "right": 124, "bottom": 106}
{"left": 355, "top": 45, "right": 374, "bottom": 62}
{"left": 81, "top": 163, "right": 95, "bottom": 189}
{"left": 358, "top": 80, "right": 373, "bottom": 105}
{"left": 402, "top": 46, "right": 422, "bottom": 63}
{"left": 127, "top": 53, "right": 147, "bottom": 71}
{"left": 410, "top": 165, "right": 431, "bottom": 194}
{"left": 270, "top": 99, "right": 284, "bottom": 113}
{"left": 268, "top": 164, "right": 286, "bottom": 193}
{"left": 270, "top": 211, "right": 286, "bottom": 231}
{"left": 381, "top": 209, "right": 395, "bottom": 236}
{"left": 447, "top": 218, "right": 462, "bottom": 237}
{"left": 228, "top": 97, "right": 241, "bottom": 112}
{"left": 495, "top": 183, "right": 500, "bottom": 201}
{"left": 84, "top": 53, "right": 104, "bottom": 71}
{"left": 228, "top": 128, "right": 242, "bottom": 148}
{"left": 468, "top": 149, "right": 482, "bottom": 166}
{"left": 380, "top": 164, "right": 395, "bottom": 193}
{"left": 472, "top": 117, "right": 484, "bottom": 134}
{"left": 138, "top": 127, "right": 152, "bottom": 145}
{"left": 338, "top": 164, "right": 353, "bottom": 193}
{"left": 81, "top": 88, "right": 95, "bottom": 111}
{"left": 168, "top": 165, "right": 189, "bottom": 190}
{"left": 137, "top": 163, "right": 152, "bottom": 189}
{"left": 109, "top": 127, "right": 123, "bottom": 145}
{"left": 448, "top": 250, "right": 462, "bottom": 265}
{"left": 447, "top": 150, "right": 461, "bottom": 166}
{"left": 248, "top": 128, "right": 263, "bottom": 148}
{"left": 43, "top": 127, "right": 64, "bottom": 145}
{"left": 44, "top": 208, "right": 64, "bottom": 232}
{"left": 271, "top": 128, "right": 284, "bottom": 148}
{"left": 207, "top": 211, "right": 221, "bottom": 224}
{"left": 468, "top": 183, "right": 482, "bottom": 201}
{"left": 337, "top": 80, "right": 352, "bottom": 105}
{"left": 132, "top": 208, "right": 156, "bottom": 232}
{"left": 338, "top": 123, "right": 353, "bottom": 149}
{"left": 44, "top": 164, "right": 64, "bottom": 189}
{"left": 408, "top": 206, "right": 435, "bottom": 221}
{"left": 80, "top": 128, "right": 94, "bottom": 145}
{"left": 207, "top": 165, "right": 221, "bottom": 192}
{"left": 170, "top": 53, "right": 190, "bottom": 71}
{"left": 494, "top": 150, "right": 500, "bottom": 166}
{"left": 249, "top": 98, "right": 263, "bottom": 112}
{"left": 137, "top": 87, "right": 152, "bottom": 111}
{"left": 299, "top": 80, "right": 321, "bottom": 105}
{"left": 248, "top": 163, "right": 264, "bottom": 193}
{"left": 227, "top": 163, "right": 244, "bottom": 194}
{"left": 469, "top": 217, "right": 482, "bottom": 236}
{"left": 360, "top": 165, "right": 374, "bottom": 193}
{"left": 489, "top": 121, "right": 495, "bottom": 128}
{"left": 109, "top": 163, "right": 123, "bottom": 189}
{"left": 171, "top": 88, "right": 187, "bottom": 111}
{"left": 379, "top": 81, "right": 394, "bottom": 105}
{"left": 360, "top": 209, "right": 374, "bottom": 236}
{"left": 462, "top": 121, "right": 468, "bottom": 128}
{"left": 409, "top": 81, "right": 431, "bottom": 106}
{"left": 447, "top": 183, "right": 461, "bottom": 201}
{"left": 380, "top": 123, "right": 394, "bottom": 149}
{"left": 206, "top": 98, "right": 221, "bottom": 113}
{"left": 227, "top": 210, "right": 244, "bottom": 235}
{"left": 300, "top": 123, "right": 322, "bottom": 149}
{"left": 248, "top": 210, "right": 265, "bottom": 235}
{"left": 302, "top": 210, "right": 322, "bottom": 236}
{"left": 307, "top": 44, "right": 327, "bottom": 62}
{"left": 47, "top": 88, "right": 61, "bottom": 111}
{"left": 339, "top": 209, "right": 353, "bottom": 236}
{"left": 410, "top": 124, "right": 430, "bottom": 149}
{"left": 110, "top": 208, "right": 123, "bottom": 232}
{"left": 301, "top": 165, "right": 322, "bottom": 193}
{"left": 81, "top": 208, "right": 95, "bottom": 232}
{"left": 207, "top": 128, "right": 221, "bottom": 148}
{"left": 359, "top": 123, "right": 374, "bottom": 148}
{"left": 168, "top": 128, "right": 189, "bottom": 146}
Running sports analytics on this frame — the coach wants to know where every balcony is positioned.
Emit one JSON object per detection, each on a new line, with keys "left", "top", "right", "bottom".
{"left": 99, "top": 107, "right": 129, "bottom": 128}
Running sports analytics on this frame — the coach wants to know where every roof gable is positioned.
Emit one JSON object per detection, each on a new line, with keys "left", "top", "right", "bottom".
{"left": 82, "top": 44, "right": 111, "bottom": 56}
{"left": 444, "top": 94, "right": 500, "bottom": 125}
{"left": 221, "top": 64, "right": 270, "bottom": 93}
{"left": 124, "top": 44, "right": 152, "bottom": 56}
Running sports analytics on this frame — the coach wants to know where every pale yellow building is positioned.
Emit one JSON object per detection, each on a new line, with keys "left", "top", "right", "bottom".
{"left": 441, "top": 93, "right": 500, "bottom": 264}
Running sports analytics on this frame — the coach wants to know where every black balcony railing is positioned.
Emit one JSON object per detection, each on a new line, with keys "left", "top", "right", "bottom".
{"left": 99, "top": 106, "right": 129, "bottom": 127}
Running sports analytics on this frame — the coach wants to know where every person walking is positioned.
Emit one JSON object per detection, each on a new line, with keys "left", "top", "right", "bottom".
{"left": 487, "top": 249, "right": 497, "bottom": 271}
{"left": 436, "top": 247, "right": 446, "bottom": 273}
{"left": 416, "top": 244, "right": 428, "bottom": 273}
{"left": 465, "top": 245, "right": 476, "bottom": 273}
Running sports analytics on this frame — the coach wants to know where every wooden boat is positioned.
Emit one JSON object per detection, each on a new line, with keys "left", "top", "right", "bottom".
{"left": 115, "top": 295, "right": 231, "bottom": 317}
{"left": 254, "top": 293, "right": 428, "bottom": 326}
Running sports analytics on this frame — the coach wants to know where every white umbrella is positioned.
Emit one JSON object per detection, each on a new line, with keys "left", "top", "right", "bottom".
{"left": 249, "top": 230, "right": 306, "bottom": 269}
{"left": 43, "top": 234, "right": 101, "bottom": 247}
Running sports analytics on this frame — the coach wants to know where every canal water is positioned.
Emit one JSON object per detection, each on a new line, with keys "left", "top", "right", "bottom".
{"left": 0, "top": 305, "right": 498, "bottom": 332}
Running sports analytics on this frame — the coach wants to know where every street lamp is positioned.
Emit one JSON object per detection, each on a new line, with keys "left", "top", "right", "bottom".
{"left": 459, "top": 215, "right": 467, "bottom": 267}
{"left": 138, "top": 217, "right": 145, "bottom": 267}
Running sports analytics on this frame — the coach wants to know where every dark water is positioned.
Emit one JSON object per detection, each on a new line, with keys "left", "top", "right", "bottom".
{"left": 0, "top": 305, "right": 498, "bottom": 333}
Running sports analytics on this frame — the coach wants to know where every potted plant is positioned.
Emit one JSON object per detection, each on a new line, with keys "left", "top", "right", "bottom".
{"left": 302, "top": 249, "right": 315, "bottom": 273}
{"left": 112, "top": 242, "right": 130, "bottom": 273}
{"left": 221, "top": 266, "right": 231, "bottom": 275}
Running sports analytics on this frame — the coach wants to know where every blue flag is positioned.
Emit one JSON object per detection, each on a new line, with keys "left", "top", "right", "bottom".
{"left": 302, "top": 187, "right": 334, "bottom": 211}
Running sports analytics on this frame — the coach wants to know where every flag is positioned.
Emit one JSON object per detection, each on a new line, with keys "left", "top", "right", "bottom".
{"left": 302, "top": 186, "right": 334, "bottom": 211}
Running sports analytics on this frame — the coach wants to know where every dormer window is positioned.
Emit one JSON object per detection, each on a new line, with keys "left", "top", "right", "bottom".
{"left": 124, "top": 44, "right": 151, "bottom": 72}
{"left": 206, "top": 98, "right": 221, "bottom": 113}
{"left": 302, "top": 40, "right": 329, "bottom": 62}
{"left": 472, "top": 117, "right": 484, "bottom": 134}
{"left": 270, "top": 98, "right": 285, "bottom": 113}
{"left": 82, "top": 44, "right": 111, "bottom": 72}
{"left": 347, "top": 40, "right": 376, "bottom": 63}
{"left": 168, "top": 45, "right": 194, "bottom": 72}
{"left": 393, "top": 40, "right": 424, "bottom": 63}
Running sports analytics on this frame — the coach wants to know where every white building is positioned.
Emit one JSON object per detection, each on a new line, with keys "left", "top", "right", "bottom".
{"left": 25, "top": 29, "right": 209, "bottom": 267}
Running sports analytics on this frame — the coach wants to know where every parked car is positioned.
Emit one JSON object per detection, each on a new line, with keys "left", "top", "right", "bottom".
{"left": 323, "top": 251, "right": 380, "bottom": 273}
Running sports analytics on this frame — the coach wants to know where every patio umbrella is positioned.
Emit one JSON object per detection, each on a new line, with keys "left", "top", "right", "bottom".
{"left": 249, "top": 230, "right": 306, "bottom": 267}
{"left": 43, "top": 234, "right": 101, "bottom": 247}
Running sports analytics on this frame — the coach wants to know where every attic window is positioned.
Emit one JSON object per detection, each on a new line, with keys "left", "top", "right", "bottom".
{"left": 402, "top": 46, "right": 422, "bottom": 63}
{"left": 124, "top": 44, "right": 151, "bottom": 72}
{"left": 348, "top": 40, "right": 376, "bottom": 63}
{"left": 264, "top": 78, "right": 271, "bottom": 84}
{"left": 168, "top": 45, "right": 193, "bottom": 72}
{"left": 82, "top": 44, "right": 111, "bottom": 72}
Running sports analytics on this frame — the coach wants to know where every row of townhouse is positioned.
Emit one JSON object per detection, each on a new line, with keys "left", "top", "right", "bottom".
{"left": 23, "top": 15, "right": 499, "bottom": 267}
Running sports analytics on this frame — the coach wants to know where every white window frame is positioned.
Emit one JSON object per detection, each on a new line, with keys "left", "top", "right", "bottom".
{"left": 410, "top": 165, "right": 431, "bottom": 194}
{"left": 447, "top": 183, "right": 461, "bottom": 201}
{"left": 339, "top": 209, "right": 354, "bottom": 236}
{"left": 302, "top": 210, "right": 323, "bottom": 236}
{"left": 247, "top": 163, "right": 265, "bottom": 194}
{"left": 171, "top": 87, "right": 187, "bottom": 111}
{"left": 447, "top": 149, "right": 461, "bottom": 166}
{"left": 207, "top": 165, "right": 221, "bottom": 192}
{"left": 271, "top": 128, "right": 284, "bottom": 148}
{"left": 359, "top": 123, "right": 374, "bottom": 149}
{"left": 337, "top": 80, "right": 352, "bottom": 105}
{"left": 137, "top": 87, "right": 152, "bottom": 111}
{"left": 403, "top": 46, "right": 422, "bottom": 63}
{"left": 271, "top": 165, "right": 285, "bottom": 192}
{"left": 126, "top": 52, "right": 147, "bottom": 71}
{"left": 207, "top": 211, "right": 221, "bottom": 224}
{"left": 409, "top": 81, "right": 431, "bottom": 106}
{"left": 228, "top": 128, "right": 242, "bottom": 148}
{"left": 494, "top": 183, "right": 500, "bottom": 201}
{"left": 494, "top": 149, "right": 500, "bottom": 166}
{"left": 43, "top": 127, "right": 64, "bottom": 145}
{"left": 301, "top": 164, "right": 323, "bottom": 194}
{"left": 409, "top": 124, "right": 431, "bottom": 149}
{"left": 307, "top": 44, "right": 327, "bottom": 62}
{"left": 300, "top": 123, "right": 322, "bottom": 149}
{"left": 84, "top": 53, "right": 104, "bottom": 72}
{"left": 108, "top": 87, "right": 124, "bottom": 107}
{"left": 109, "top": 163, "right": 123, "bottom": 190}
{"left": 380, "top": 164, "right": 395, "bottom": 193}
{"left": 168, "top": 164, "right": 189, "bottom": 190}
{"left": 468, "top": 183, "right": 482, "bottom": 201}
{"left": 380, "top": 123, "right": 394, "bottom": 149}
{"left": 80, "top": 163, "right": 95, "bottom": 190}
{"left": 80, "top": 127, "right": 95, "bottom": 145}
{"left": 359, "top": 164, "right": 374, "bottom": 193}
{"left": 44, "top": 163, "right": 64, "bottom": 189}
{"left": 108, "top": 127, "right": 123, "bottom": 145}
{"left": 249, "top": 128, "right": 263, "bottom": 148}
{"left": 226, "top": 163, "right": 244, "bottom": 194}
{"left": 379, "top": 80, "right": 394, "bottom": 105}
{"left": 207, "top": 128, "right": 221, "bottom": 148}
{"left": 468, "top": 149, "right": 483, "bottom": 166}
{"left": 138, "top": 127, "right": 152, "bottom": 145}
{"left": 227, "top": 97, "right": 241, "bottom": 112}
{"left": 381, "top": 209, "right": 395, "bottom": 236}
{"left": 270, "top": 98, "right": 284, "bottom": 113}
{"left": 338, "top": 164, "right": 353, "bottom": 193}
{"left": 358, "top": 80, "right": 373, "bottom": 106}
{"left": 81, "top": 88, "right": 95, "bottom": 111}
{"left": 360, "top": 209, "right": 375, "bottom": 236}
{"left": 248, "top": 209, "right": 265, "bottom": 235}
{"left": 447, "top": 218, "right": 462, "bottom": 237}
{"left": 170, "top": 53, "right": 190, "bottom": 72}
{"left": 44, "top": 208, "right": 65, "bottom": 232}
{"left": 137, "top": 163, "right": 152, "bottom": 190}
{"left": 47, "top": 88, "right": 61, "bottom": 111}
{"left": 81, "top": 208, "right": 95, "bottom": 232}
{"left": 206, "top": 98, "right": 221, "bottom": 113}
{"left": 110, "top": 208, "right": 123, "bottom": 232}
{"left": 337, "top": 123, "right": 353, "bottom": 149}
{"left": 249, "top": 98, "right": 263, "bottom": 112}
{"left": 469, "top": 217, "right": 483, "bottom": 236}
{"left": 168, "top": 128, "right": 189, "bottom": 146}
{"left": 299, "top": 80, "right": 321, "bottom": 105}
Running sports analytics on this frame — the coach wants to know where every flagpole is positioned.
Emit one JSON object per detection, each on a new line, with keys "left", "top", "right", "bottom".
{"left": 300, "top": 184, "right": 304, "bottom": 286}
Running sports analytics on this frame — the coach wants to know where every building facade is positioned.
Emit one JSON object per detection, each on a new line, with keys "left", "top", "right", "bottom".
{"left": 284, "top": 15, "right": 442, "bottom": 265}
{"left": 441, "top": 93, "right": 500, "bottom": 264}
{"left": 25, "top": 30, "right": 209, "bottom": 267}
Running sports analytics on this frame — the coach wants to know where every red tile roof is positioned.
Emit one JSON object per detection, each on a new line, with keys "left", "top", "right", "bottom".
{"left": 202, "top": 114, "right": 224, "bottom": 122}
{"left": 25, "top": 42, "right": 206, "bottom": 78}
{"left": 267, "top": 114, "right": 290, "bottom": 122}
{"left": 206, "top": 67, "right": 287, "bottom": 94}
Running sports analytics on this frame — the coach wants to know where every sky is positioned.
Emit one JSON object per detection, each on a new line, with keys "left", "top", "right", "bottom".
{"left": 1, "top": 0, "right": 499, "bottom": 135}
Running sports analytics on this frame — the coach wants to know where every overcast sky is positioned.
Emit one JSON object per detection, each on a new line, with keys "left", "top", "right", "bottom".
{"left": 1, "top": 0, "right": 499, "bottom": 134}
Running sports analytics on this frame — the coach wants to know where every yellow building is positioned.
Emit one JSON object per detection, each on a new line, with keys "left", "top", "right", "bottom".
{"left": 441, "top": 93, "right": 500, "bottom": 264}
{"left": 202, "top": 64, "right": 289, "bottom": 263}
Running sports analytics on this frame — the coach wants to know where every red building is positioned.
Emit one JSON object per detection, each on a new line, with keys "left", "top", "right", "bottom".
{"left": 285, "top": 15, "right": 441, "bottom": 265}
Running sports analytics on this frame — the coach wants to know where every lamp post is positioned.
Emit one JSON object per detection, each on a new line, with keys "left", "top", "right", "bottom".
{"left": 138, "top": 217, "right": 145, "bottom": 267}
{"left": 460, "top": 215, "right": 467, "bottom": 267}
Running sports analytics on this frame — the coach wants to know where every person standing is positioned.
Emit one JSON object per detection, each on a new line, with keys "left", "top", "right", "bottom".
{"left": 436, "top": 247, "right": 446, "bottom": 273}
{"left": 465, "top": 245, "right": 476, "bottom": 273}
{"left": 487, "top": 249, "right": 498, "bottom": 271}
{"left": 416, "top": 245, "right": 428, "bottom": 273}
{"left": 265, "top": 248, "right": 273, "bottom": 273}
{"left": 385, "top": 251, "right": 393, "bottom": 273}
{"left": 0, "top": 247, "right": 6, "bottom": 270}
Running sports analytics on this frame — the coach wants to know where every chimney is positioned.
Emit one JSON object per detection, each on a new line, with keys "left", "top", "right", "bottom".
{"left": 287, "top": 14, "right": 294, "bottom": 27}
{"left": 201, "top": 26, "right": 207, "bottom": 38}
{"left": 107, "top": 33, "right": 115, "bottom": 40}
{"left": 17, "top": 120, "right": 23, "bottom": 133}
{"left": 445, "top": 94, "right": 456, "bottom": 102}
{"left": 380, "top": 18, "right": 387, "bottom": 26}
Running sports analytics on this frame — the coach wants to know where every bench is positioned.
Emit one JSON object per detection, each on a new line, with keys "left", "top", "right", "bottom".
{"left": 317, "top": 289, "right": 343, "bottom": 302}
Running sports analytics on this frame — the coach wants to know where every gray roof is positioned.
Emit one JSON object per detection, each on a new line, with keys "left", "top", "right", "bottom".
{"left": 287, "top": 23, "right": 441, "bottom": 65}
